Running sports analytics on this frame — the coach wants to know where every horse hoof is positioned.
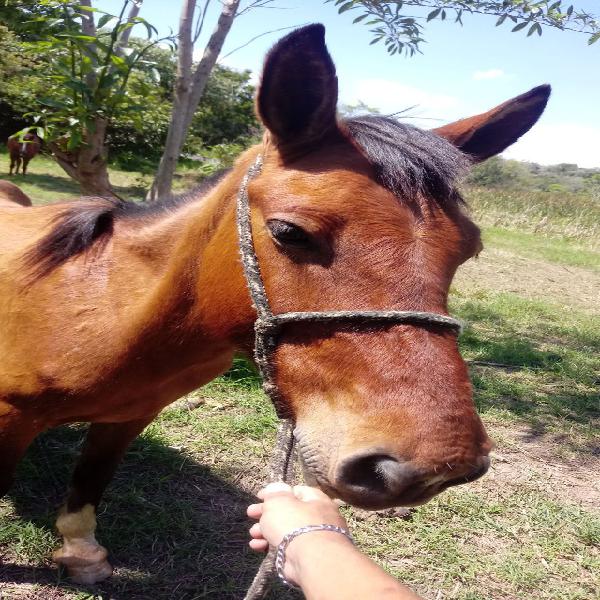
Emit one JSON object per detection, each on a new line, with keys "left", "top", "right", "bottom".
{"left": 53, "top": 541, "right": 113, "bottom": 584}
{"left": 66, "top": 559, "right": 113, "bottom": 585}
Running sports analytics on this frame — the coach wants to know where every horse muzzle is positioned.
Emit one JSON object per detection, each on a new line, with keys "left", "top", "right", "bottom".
{"left": 300, "top": 444, "right": 490, "bottom": 510}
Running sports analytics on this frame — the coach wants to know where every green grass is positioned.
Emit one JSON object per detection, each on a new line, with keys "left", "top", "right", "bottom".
{"left": 0, "top": 149, "right": 209, "bottom": 203}
{"left": 482, "top": 227, "right": 600, "bottom": 271}
{"left": 349, "top": 488, "right": 599, "bottom": 600}
{"left": 451, "top": 290, "right": 599, "bottom": 444}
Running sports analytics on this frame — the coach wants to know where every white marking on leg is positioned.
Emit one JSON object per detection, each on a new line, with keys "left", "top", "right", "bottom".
{"left": 21, "top": 143, "right": 27, "bottom": 156}
{"left": 53, "top": 503, "right": 113, "bottom": 584}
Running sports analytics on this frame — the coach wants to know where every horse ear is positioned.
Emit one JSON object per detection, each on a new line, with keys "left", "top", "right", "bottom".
{"left": 257, "top": 24, "right": 338, "bottom": 152}
{"left": 433, "top": 85, "right": 551, "bottom": 162}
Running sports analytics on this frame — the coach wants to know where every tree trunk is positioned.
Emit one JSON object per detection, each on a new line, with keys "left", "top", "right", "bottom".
{"left": 146, "top": 0, "right": 241, "bottom": 201}
{"left": 146, "top": 0, "right": 196, "bottom": 202}
{"left": 51, "top": 118, "right": 114, "bottom": 197}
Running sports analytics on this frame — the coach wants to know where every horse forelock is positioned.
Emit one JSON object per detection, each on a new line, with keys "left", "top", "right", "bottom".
{"left": 342, "top": 116, "right": 471, "bottom": 208}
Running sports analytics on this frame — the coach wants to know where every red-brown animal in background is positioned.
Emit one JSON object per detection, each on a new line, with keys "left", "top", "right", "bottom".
{"left": 0, "top": 180, "right": 32, "bottom": 207}
{"left": 7, "top": 131, "right": 41, "bottom": 176}
{"left": 0, "top": 25, "right": 550, "bottom": 585}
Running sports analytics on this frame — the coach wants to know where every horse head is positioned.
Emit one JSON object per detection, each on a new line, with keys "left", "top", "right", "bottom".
{"left": 236, "top": 25, "right": 549, "bottom": 509}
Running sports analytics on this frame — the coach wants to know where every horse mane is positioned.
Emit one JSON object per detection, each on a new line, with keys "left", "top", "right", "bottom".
{"left": 23, "top": 169, "right": 230, "bottom": 280}
{"left": 23, "top": 117, "right": 469, "bottom": 281}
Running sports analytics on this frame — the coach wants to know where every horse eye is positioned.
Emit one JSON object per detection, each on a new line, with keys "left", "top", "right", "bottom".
{"left": 266, "top": 219, "right": 312, "bottom": 248}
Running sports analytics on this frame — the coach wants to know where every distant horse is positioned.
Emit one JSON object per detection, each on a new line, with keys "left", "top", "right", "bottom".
{"left": 0, "top": 180, "right": 32, "bottom": 207}
{"left": 0, "top": 25, "right": 549, "bottom": 585}
{"left": 7, "top": 131, "right": 41, "bottom": 175}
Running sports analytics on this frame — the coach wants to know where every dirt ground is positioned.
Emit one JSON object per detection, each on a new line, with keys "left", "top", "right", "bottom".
{"left": 455, "top": 247, "right": 599, "bottom": 313}
{"left": 478, "top": 422, "right": 599, "bottom": 509}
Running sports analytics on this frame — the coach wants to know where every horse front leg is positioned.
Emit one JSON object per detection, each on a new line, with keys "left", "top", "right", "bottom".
{"left": 53, "top": 415, "right": 157, "bottom": 584}
{"left": 9, "top": 156, "right": 16, "bottom": 176}
{"left": 0, "top": 410, "right": 40, "bottom": 497}
{"left": 22, "top": 157, "right": 30, "bottom": 176}
{"left": 15, "top": 156, "right": 22, "bottom": 175}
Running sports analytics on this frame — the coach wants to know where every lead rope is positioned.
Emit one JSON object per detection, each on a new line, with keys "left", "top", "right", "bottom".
{"left": 238, "top": 155, "right": 296, "bottom": 599}
{"left": 243, "top": 420, "right": 296, "bottom": 600}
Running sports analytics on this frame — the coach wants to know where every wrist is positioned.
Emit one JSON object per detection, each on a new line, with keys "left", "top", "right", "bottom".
{"left": 284, "top": 529, "right": 355, "bottom": 586}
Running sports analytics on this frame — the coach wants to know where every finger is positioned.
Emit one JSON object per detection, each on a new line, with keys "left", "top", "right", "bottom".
{"left": 293, "top": 485, "right": 331, "bottom": 502}
{"left": 247, "top": 503, "right": 264, "bottom": 519}
{"left": 257, "top": 482, "right": 293, "bottom": 499}
{"left": 249, "top": 523, "right": 263, "bottom": 539}
{"left": 249, "top": 538, "right": 269, "bottom": 552}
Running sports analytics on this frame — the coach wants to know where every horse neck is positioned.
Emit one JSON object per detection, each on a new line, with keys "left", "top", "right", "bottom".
{"left": 115, "top": 157, "right": 258, "bottom": 356}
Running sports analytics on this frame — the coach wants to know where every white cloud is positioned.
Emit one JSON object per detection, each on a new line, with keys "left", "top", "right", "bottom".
{"left": 339, "top": 78, "right": 463, "bottom": 125}
{"left": 503, "top": 122, "right": 600, "bottom": 168}
{"left": 472, "top": 69, "right": 505, "bottom": 81}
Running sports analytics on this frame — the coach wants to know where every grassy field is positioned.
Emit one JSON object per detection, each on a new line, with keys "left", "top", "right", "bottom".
{"left": 0, "top": 150, "right": 208, "bottom": 203}
{"left": 0, "top": 156, "right": 598, "bottom": 600}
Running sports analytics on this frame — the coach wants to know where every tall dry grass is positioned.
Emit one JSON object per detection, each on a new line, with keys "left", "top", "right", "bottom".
{"left": 464, "top": 186, "right": 600, "bottom": 249}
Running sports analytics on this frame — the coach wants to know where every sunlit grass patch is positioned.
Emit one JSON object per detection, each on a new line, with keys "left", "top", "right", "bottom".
{"left": 346, "top": 487, "right": 600, "bottom": 600}
{"left": 450, "top": 291, "right": 599, "bottom": 441}
{"left": 482, "top": 227, "right": 600, "bottom": 271}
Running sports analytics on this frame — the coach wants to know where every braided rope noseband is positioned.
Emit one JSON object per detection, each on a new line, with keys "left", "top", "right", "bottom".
{"left": 239, "top": 153, "right": 462, "bottom": 599}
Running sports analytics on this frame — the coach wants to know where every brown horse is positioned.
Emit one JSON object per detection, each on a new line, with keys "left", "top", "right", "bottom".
{"left": 0, "top": 179, "right": 33, "bottom": 206}
{"left": 7, "top": 131, "right": 41, "bottom": 175}
{"left": 0, "top": 25, "right": 549, "bottom": 585}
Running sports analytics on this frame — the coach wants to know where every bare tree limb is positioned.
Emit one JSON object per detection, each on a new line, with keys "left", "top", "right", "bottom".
{"left": 184, "top": 0, "right": 241, "bottom": 132}
{"left": 116, "top": 0, "right": 143, "bottom": 53}
{"left": 193, "top": 0, "right": 211, "bottom": 43}
{"left": 219, "top": 23, "right": 307, "bottom": 60}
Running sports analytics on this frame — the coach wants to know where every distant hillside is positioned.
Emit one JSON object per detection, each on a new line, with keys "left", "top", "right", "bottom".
{"left": 467, "top": 156, "right": 600, "bottom": 197}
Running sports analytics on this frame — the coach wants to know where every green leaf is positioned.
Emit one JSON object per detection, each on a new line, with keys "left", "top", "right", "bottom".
{"left": 512, "top": 22, "right": 529, "bottom": 32}
{"left": 427, "top": 8, "right": 441, "bottom": 21}
{"left": 589, "top": 31, "right": 600, "bottom": 45}
{"left": 337, "top": 0, "right": 354, "bottom": 12}
{"left": 67, "top": 130, "right": 82, "bottom": 151}
{"left": 38, "top": 97, "right": 71, "bottom": 110}
{"left": 567, "top": 5, "right": 573, "bottom": 16}
{"left": 97, "top": 14, "right": 112, "bottom": 29}
{"left": 352, "top": 14, "right": 368, "bottom": 24}
{"left": 496, "top": 14, "right": 507, "bottom": 26}
{"left": 110, "top": 54, "right": 126, "bottom": 67}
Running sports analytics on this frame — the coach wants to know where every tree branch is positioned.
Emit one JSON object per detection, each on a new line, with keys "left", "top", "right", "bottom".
{"left": 193, "top": 0, "right": 211, "bottom": 43}
{"left": 219, "top": 23, "right": 307, "bottom": 60}
{"left": 116, "top": 0, "right": 143, "bottom": 53}
{"left": 185, "top": 0, "right": 241, "bottom": 129}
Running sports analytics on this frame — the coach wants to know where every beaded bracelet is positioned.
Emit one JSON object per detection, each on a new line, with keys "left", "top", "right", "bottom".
{"left": 275, "top": 524, "right": 354, "bottom": 588}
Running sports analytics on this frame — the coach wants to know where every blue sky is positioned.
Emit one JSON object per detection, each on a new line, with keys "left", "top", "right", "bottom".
{"left": 100, "top": 0, "right": 600, "bottom": 167}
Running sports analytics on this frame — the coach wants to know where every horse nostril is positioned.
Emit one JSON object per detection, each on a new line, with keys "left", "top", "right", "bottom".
{"left": 337, "top": 453, "right": 416, "bottom": 494}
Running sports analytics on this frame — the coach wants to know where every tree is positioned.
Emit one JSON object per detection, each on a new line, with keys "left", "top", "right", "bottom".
{"left": 146, "top": 0, "right": 242, "bottom": 200}
{"left": 328, "top": 1, "right": 600, "bottom": 56}
{"left": 4, "top": 0, "right": 169, "bottom": 196}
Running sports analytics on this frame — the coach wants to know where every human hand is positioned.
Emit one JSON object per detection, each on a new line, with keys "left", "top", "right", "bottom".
{"left": 246, "top": 482, "right": 348, "bottom": 551}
